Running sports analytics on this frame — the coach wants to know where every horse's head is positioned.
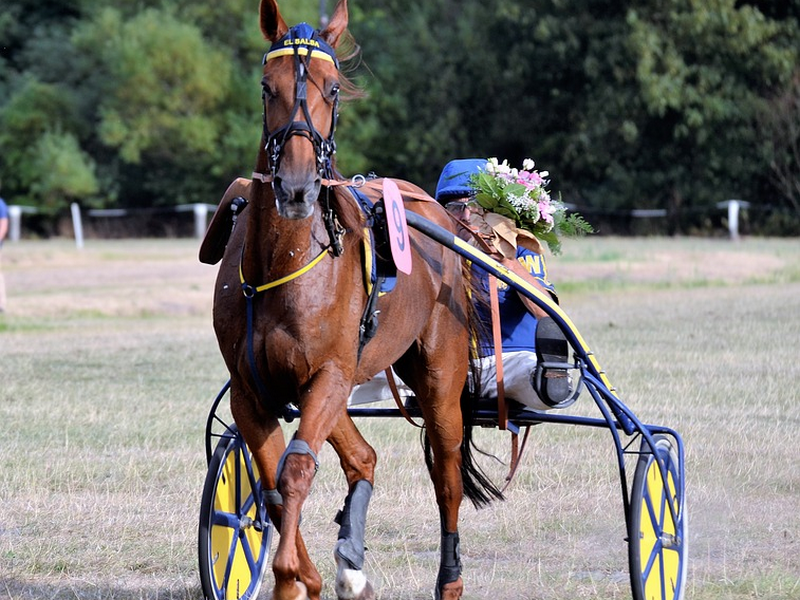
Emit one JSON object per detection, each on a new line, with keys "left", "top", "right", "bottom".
{"left": 259, "top": 0, "right": 349, "bottom": 219}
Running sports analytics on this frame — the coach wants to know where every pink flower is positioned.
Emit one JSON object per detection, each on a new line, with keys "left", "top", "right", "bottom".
{"left": 517, "top": 170, "right": 543, "bottom": 188}
{"left": 539, "top": 198, "right": 556, "bottom": 225}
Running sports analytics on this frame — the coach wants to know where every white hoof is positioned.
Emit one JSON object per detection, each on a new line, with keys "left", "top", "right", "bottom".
{"left": 334, "top": 543, "right": 368, "bottom": 600}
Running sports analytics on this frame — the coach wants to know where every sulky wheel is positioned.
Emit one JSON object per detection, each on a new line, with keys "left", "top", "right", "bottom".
{"left": 628, "top": 434, "right": 687, "bottom": 600}
{"left": 198, "top": 424, "right": 272, "bottom": 600}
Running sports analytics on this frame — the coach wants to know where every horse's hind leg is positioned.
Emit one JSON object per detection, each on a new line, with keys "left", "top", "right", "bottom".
{"left": 420, "top": 401, "right": 466, "bottom": 600}
{"left": 230, "top": 390, "right": 323, "bottom": 600}
{"left": 403, "top": 367, "right": 468, "bottom": 600}
{"left": 327, "top": 414, "right": 377, "bottom": 600}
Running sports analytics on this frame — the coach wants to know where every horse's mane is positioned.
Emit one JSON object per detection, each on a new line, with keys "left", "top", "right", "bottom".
{"left": 335, "top": 30, "right": 367, "bottom": 102}
{"left": 322, "top": 29, "right": 366, "bottom": 242}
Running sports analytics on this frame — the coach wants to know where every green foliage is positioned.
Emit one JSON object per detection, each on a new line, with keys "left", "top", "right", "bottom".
{"left": 30, "top": 130, "right": 99, "bottom": 213}
{"left": 618, "top": 0, "right": 798, "bottom": 214}
{"left": 758, "top": 70, "right": 800, "bottom": 213}
{"left": 0, "top": 0, "right": 797, "bottom": 232}
{"left": 0, "top": 77, "right": 88, "bottom": 211}
{"left": 74, "top": 7, "right": 230, "bottom": 163}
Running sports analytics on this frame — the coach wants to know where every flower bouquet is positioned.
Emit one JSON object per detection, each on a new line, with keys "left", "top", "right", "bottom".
{"left": 470, "top": 157, "right": 593, "bottom": 254}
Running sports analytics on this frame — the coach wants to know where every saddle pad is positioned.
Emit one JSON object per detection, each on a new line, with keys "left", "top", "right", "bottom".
{"left": 348, "top": 186, "right": 398, "bottom": 295}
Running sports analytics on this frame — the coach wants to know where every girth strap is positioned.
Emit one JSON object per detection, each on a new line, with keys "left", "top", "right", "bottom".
{"left": 245, "top": 293, "right": 275, "bottom": 409}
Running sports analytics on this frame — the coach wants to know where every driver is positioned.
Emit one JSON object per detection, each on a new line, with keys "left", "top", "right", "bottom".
{"left": 349, "top": 159, "right": 573, "bottom": 410}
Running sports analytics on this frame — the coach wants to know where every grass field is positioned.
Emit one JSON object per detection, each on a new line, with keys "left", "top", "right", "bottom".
{"left": 1, "top": 236, "right": 798, "bottom": 600}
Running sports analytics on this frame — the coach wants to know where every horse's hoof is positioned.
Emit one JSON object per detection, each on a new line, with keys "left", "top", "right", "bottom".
{"left": 337, "top": 580, "right": 375, "bottom": 600}
{"left": 334, "top": 555, "right": 374, "bottom": 600}
{"left": 271, "top": 581, "right": 309, "bottom": 600}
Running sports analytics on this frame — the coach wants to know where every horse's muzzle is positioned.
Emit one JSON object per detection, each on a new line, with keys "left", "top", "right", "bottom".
{"left": 273, "top": 174, "right": 321, "bottom": 219}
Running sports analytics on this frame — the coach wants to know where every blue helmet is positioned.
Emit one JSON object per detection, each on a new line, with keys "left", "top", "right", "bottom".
{"left": 434, "top": 158, "right": 488, "bottom": 203}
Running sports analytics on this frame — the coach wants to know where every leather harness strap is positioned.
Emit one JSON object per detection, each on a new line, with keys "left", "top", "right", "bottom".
{"left": 385, "top": 367, "right": 424, "bottom": 428}
{"left": 502, "top": 425, "right": 531, "bottom": 492}
{"left": 488, "top": 277, "right": 508, "bottom": 431}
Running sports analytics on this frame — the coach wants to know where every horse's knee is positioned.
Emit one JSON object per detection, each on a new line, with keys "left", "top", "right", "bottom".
{"left": 351, "top": 445, "right": 377, "bottom": 480}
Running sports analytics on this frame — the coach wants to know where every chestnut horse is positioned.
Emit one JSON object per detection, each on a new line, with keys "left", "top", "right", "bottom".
{"left": 207, "top": 1, "right": 500, "bottom": 599}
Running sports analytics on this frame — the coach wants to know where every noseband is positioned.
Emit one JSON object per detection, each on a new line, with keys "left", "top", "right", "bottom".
{"left": 262, "top": 24, "right": 340, "bottom": 181}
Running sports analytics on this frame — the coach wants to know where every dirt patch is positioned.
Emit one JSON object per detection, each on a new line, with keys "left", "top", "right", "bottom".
{"left": 2, "top": 240, "right": 218, "bottom": 319}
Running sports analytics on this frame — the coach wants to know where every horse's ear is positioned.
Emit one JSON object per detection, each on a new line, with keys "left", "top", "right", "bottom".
{"left": 321, "top": 0, "right": 348, "bottom": 49}
{"left": 260, "top": 0, "right": 289, "bottom": 43}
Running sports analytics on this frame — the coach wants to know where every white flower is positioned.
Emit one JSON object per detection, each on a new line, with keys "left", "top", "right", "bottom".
{"left": 522, "top": 158, "right": 535, "bottom": 171}
{"left": 488, "top": 157, "right": 512, "bottom": 176}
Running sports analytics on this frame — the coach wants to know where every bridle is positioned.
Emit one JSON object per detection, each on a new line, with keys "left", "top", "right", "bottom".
{"left": 261, "top": 24, "right": 340, "bottom": 182}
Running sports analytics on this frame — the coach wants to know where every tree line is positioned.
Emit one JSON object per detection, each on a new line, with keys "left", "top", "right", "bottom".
{"left": 1, "top": 0, "right": 798, "bottom": 234}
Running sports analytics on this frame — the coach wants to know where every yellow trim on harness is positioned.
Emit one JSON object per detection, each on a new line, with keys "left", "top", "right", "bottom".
{"left": 452, "top": 237, "right": 618, "bottom": 397}
{"left": 239, "top": 246, "right": 330, "bottom": 294}
{"left": 362, "top": 227, "right": 375, "bottom": 296}
{"left": 265, "top": 47, "right": 336, "bottom": 64}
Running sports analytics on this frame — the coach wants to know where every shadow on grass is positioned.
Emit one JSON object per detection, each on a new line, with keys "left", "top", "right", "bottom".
{"left": 1, "top": 579, "right": 202, "bottom": 600}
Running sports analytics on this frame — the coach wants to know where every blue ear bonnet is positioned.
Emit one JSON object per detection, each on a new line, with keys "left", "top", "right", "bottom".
{"left": 265, "top": 23, "right": 339, "bottom": 68}
{"left": 435, "top": 158, "right": 488, "bottom": 202}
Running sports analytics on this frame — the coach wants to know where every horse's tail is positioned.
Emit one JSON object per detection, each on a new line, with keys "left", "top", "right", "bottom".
{"left": 460, "top": 264, "right": 505, "bottom": 508}
{"left": 458, "top": 389, "right": 505, "bottom": 508}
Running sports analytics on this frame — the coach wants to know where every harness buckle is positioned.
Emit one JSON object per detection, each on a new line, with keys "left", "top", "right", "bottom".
{"left": 242, "top": 283, "right": 256, "bottom": 298}
{"left": 351, "top": 174, "right": 366, "bottom": 188}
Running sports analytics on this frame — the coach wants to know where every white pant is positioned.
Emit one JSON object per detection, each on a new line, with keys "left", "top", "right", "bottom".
{"left": 348, "top": 351, "right": 550, "bottom": 412}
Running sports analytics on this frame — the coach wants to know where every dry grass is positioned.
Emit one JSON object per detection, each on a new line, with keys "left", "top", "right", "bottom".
{"left": 1, "top": 236, "right": 798, "bottom": 600}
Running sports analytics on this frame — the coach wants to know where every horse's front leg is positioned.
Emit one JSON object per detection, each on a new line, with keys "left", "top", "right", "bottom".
{"left": 229, "top": 386, "right": 323, "bottom": 600}
{"left": 271, "top": 368, "right": 352, "bottom": 600}
{"left": 327, "top": 414, "right": 377, "bottom": 600}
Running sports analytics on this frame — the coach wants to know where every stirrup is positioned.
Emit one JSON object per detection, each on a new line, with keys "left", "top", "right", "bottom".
{"left": 533, "top": 317, "right": 579, "bottom": 408}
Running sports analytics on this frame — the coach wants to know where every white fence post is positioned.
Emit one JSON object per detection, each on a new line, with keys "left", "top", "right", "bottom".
{"left": 193, "top": 203, "right": 209, "bottom": 239}
{"left": 716, "top": 200, "right": 750, "bottom": 240}
{"left": 71, "top": 202, "right": 84, "bottom": 249}
{"left": 8, "top": 206, "right": 22, "bottom": 242}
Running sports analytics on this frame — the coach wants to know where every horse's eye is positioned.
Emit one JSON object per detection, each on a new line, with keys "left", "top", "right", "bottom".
{"left": 329, "top": 83, "right": 340, "bottom": 99}
{"left": 261, "top": 77, "right": 276, "bottom": 99}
